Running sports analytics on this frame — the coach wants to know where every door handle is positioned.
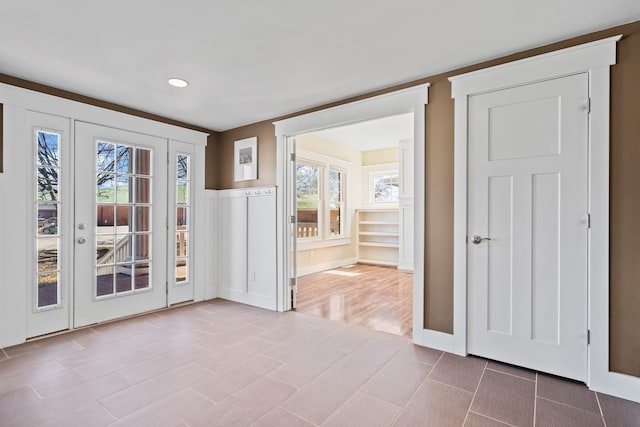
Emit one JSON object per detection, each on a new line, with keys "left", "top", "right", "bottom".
{"left": 471, "top": 235, "right": 491, "bottom": 244}
{"left": 77, "top": 237, "right": 87, "bottom": 244}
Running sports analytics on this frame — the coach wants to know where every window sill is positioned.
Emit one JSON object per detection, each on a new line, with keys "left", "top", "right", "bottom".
{"left": 297, "top": 238, "right": 351, "bottom": 251}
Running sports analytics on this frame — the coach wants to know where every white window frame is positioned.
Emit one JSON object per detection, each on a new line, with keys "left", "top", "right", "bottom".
{"left": 296, "top": 149, "right": 350, "bottom": 250}
{"left": 367, "top": 164, "right": 400, "bottom": 206}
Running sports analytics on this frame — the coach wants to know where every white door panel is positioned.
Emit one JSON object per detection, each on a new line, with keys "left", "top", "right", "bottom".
{"left": 468, "top": 73, "right": 589, "bottom": 381}
{"left": 74, "top": 122, "right": 168, "bottom": 327}
{"left": 220, "top": 194, "right": 248, "bottom": 298}
{"left": 247, "top": 192, "right": 277, "bottom": 308}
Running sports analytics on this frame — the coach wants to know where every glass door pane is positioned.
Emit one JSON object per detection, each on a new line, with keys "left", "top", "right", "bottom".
{"left": 74, "top": 122, "right": 167, "bottom": 327}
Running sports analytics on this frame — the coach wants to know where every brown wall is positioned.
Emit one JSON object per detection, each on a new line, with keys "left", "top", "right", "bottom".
{"left": 214, "top": 20, "right": 640, "bottom": 378}
{"left": 213, "top": 120, "right": 277, "bottom": 189}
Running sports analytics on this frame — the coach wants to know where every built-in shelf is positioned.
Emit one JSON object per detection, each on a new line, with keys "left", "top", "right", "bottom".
{"left": 359, "top": 221, "right": 399, "bottom": 225}
{"left": 359, "top": 242, "right": 399, "bottom": 248}
{"left": 357, "top": 208, "right": 399, "bottom": 267}
{"left": 359, "top": 231, "right": 399, "bottom": 237}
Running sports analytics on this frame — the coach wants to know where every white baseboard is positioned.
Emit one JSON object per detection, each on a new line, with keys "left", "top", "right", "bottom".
{"left": 591, "top": 370, "right": 640, "bottom": 403}
{"left": 297, "top": 258, "right": 358, "bottom": 277}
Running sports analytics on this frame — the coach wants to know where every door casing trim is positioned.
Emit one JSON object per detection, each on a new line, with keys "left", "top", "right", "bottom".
{"left": 450, "top": 35, "right": 640, "bottom": 403}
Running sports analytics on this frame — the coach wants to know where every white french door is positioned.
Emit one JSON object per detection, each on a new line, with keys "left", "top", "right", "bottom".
{"left": 168, "top": 140, "right": 195, "bottom": 305}
{"left": 74, "top": 122, "right": 168, "bottom": 327}
{"left": 467, "top": 73, "right": 589, "bottom": 381}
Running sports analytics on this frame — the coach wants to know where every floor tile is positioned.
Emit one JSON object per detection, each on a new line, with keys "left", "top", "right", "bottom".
{"left": 194, "top": 337, "right": 273, "bottom": 373}
{"left": 192, "top": 353, "right": 282, "bottom": 402}
{"left": 486, "top": 360, "right": 536, "bottom": 381}
{"left": 38, "top": 401, "right": 116, "bottom": 427}
{"left": 323, "top": 391, "right": 402, "bottom": 427}
{"left": 537, "top": 374, "right": 599, "bottom": 413}
{"left": 112, "top": 388, "right": 214, "bottom": 426}
{"left": 465, "top": 412, "right": 513, "bottom": 426}
{"left": 186, "top": 377, "right": 297, "bottom": 427}
{"left": 0, "top": 384, "right": 41, "bottom": 421}
{"left": 117, "top": 343, "right": 209, "bottom": 384}
{"left": 252, "top": 407, "right": 316, "bottom": 427}
{"left": 361, "top": 355, "right": 432, "bottom": 406}
{"left": 321, "top": 325, "right": 374, "bottom": 354}
{"left": 5, "top": 373, "right": 129, "bottom": 427}
{"left": 269, "top": 343, "right": 346, "bottom": 387}
{"left": 394, "top": 379, "right": 474, "bottom": 427}
{"left": 30, "top": 368, "right": 88, "bottom": 397}
{"left": 335, "top": 337, "right": 402, "bottom": 376}
{"left": 395, "top": 342, "right": 443, "bottom": 366}
{"left": 471, "top": 369, "right": 535, "bottom": 426}
{"left": 100, "top": 363, "right": 210, "bottom": 418}
{"left": 535, "top": 397, "right": 605, "bottom": 427}
{"left": 428, "top": 352, "right": 487, "bottom": 392}
{"left": 597, "top": 392, "right": 640, "bottom": 427}
{"left": 280, "top": 365, "right": 369, "bottom": 424}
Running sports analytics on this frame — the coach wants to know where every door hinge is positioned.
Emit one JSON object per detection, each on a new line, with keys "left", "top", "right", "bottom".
{"left": 290, "top": 152, "right": 296, "bottom": 161}
{"left": 587, "top": 329, "right": 591, "bottom": 345}
{"left": 167, "top": 152, "right": 170, "bottom": 163}
{"left": 290, "top": 215, "right": 296, "bottom": 224}
{"left": 587, "top": 98, "right": 591, "bottom": 114}
{"left": 587, "top": 213, "right": 591, "bottom": 229}
{"left": 290, "top": 277, "right": 296, "bottom": 288}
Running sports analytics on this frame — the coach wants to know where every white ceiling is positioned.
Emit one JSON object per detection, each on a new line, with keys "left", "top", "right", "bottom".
{"left": 311, "top": 113, "right": 413, "bottom": 151}
{"left": 1, "top": 1, "right": 639, "bottom": 132}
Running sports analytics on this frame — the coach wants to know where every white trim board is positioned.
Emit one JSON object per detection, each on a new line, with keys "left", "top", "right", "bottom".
{"left": 449, "top": 35, "right": 639, "bottom": 403}
{"left": 273, "top": 84, "right": 430, "bottom": 352}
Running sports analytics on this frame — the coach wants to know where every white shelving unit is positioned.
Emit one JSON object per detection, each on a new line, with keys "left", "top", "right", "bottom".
{"left": 357, "top": 209, "right": 399, "bottom": 266}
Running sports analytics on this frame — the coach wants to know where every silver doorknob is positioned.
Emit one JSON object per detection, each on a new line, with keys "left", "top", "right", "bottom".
{"left": 472, "top": 235, "right": 491, "bottom": 244}
{"left": 77, "top": 237, "right": 87, "bottom": 244}
{"left": 77, "top": 223, "right": 87, "bottom": 230}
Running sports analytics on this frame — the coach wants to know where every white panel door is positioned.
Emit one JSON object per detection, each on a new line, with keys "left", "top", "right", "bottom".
{"left": 467, "top": 73, "right": 589, "bottom": 381}
{"left": 74, "top": 122, "right": 168, "bottom": 327}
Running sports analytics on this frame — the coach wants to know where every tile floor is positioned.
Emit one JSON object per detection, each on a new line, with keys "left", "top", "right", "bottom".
{"left": 0, "top": 300, "right": 639, "bottom": 426}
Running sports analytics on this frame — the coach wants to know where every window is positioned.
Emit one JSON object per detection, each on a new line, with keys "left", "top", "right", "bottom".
{"left": 371, "top": 170, "right": 399, "bottom": 203}
{"left": 296, "top": 151, "right": 348, "bottom": 245}
{"left": 175, "top": 154, "right": 191, "bottom": 283}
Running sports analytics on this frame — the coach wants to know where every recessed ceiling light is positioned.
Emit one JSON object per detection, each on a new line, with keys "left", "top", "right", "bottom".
{"left": 168, "top": 78, "right": 189, "bottom": 88}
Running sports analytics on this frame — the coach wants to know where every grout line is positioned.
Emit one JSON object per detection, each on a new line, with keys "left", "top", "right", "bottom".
{"left": 424, "top": 377, "right": 477, "bottom": 395}
{"left": 537, "top": 396, "right": 604, "bottom": 414}
{"left": 96, "top": 399, "right": 120, "bottom": 421}
{"left": 188, "top": 387, "right": 218, "bottom": 406}
{"left": 1, "top": 347, "right": 9, "bottom": 359}
{"left": 468, "top": 411, "right": 518, "bottom": 426}
{"left": 594, "top": 391, "right": 608, "bottom": 427}
{"left": 461, "top": 360, "right": 489, "bottom": 426}
{"left": 485, "top": 367, "right": 537, "bottom": 382}
{"left": 533, "top": 372, "right": 538, "bottom": 426}
{"left": 27, "top": 382, "right": 43, "bottom": 400}
{"left": 390, "top": 351, "right": 447, "bottom": 426}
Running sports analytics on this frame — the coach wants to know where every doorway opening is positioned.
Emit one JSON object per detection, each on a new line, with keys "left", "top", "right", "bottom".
{"left": 291, "top": 113, "right": 415, "bottom": 337}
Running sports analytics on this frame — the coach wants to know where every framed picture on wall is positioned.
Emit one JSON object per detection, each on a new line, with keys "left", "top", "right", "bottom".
{"left": 234, "top": 136, "right": 258, "bottom": 181}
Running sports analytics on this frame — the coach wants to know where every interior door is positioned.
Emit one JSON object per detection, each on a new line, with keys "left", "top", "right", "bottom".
{"left": 467, "top": 73, "right": 589, "bottom": 381}
{"left": 74, "top": 122, "right": 168, "bottom": 327}
{"left": 288, "top": 136, "right": 298, "bottom": 309}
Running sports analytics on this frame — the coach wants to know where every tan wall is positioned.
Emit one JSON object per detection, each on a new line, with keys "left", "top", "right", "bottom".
{"left": 214, "top": 20, "right": 640, "bottom": 378}
{"left": 362, "top": 147, "right": 399, "bottom": 166}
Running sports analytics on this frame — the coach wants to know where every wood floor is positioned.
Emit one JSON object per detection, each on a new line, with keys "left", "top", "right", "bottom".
{"left": 295, "top": 264, "right": 413, "bottom": 337}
